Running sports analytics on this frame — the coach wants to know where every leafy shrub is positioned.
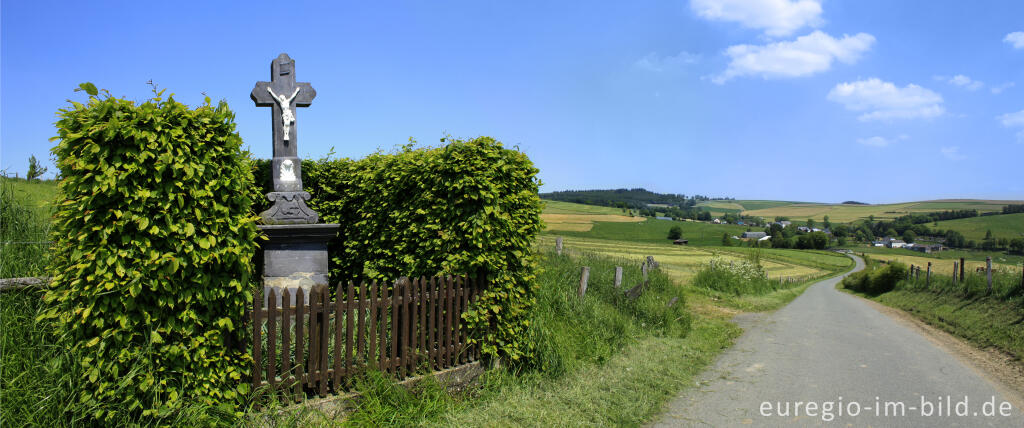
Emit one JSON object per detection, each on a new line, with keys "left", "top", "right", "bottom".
{"left": 842, "top": 262, "right": 907, "bottom": 295}
{"left": 250, "top": 137, "right": 543, "bottom": 365}
{"left": 41, "top": 84, "right": 258, "bottom": 420}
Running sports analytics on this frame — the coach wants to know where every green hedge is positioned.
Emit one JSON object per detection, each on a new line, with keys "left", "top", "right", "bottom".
{"left": 41, "top": 84, "right": 258, "bottom": 420}
{"left": 251, "top": 137, "right": 543, "bottom": 364}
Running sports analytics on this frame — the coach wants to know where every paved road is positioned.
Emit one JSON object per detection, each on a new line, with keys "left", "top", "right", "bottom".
{"left": 653, "top": 256, "right": 1024, "bottom": 427}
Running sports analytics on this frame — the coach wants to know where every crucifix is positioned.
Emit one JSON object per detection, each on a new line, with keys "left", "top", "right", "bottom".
{"left": 252, "top": 53, "right": 320, "bottom": 224}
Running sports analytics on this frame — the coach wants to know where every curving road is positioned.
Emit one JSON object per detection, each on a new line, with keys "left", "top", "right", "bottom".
{"left": 652, "top": 256, "right": 1024, "bottom": 427}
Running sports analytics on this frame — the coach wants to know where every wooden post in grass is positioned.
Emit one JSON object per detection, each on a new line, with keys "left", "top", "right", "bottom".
{"left": 960, "top": 257, "right": 966, "bottom": 280}
{"left": 953, "top": 261, "right": 958, "bottom": 284}
{"left": 908, "top": 265, "right": 913, "bottom": 280}
{"left": 926, "top": 262, "right": 931, "bottom": 286}
{"left": 614, "top": 266, "right": 623, "bottom": 288}
{"left": 915, "top": 265, "right": 919, "bottom": 281}
{"left": 641, "top": 261, "right": 648, "bottom": 285}
{"left": 556, "top": 237, "right": 563, "bottom": 256}
{"left": 986, "top": 257, "right": 993, "bottom": 293}
{"left": 578, "top": 266, "right": 590, "bottom": 298}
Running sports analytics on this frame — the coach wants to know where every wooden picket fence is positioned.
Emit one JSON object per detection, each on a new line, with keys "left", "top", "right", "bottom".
{"left": 250, "top": 274, "right": 484, "bottom": 402}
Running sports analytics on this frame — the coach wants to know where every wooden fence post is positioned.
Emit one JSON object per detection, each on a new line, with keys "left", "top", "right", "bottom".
{"left": 986, "top": 257, "right": 993, "bottom": 293}
{"left": 556, "top": 237, "right": 563, "bottom": 256}
{"left": 642, "top": 262, "right": 649, "bottom": 285}
{"left": 907, "top": 265, "right": 912, "bottom": 280}
{"left": 926, "top": 262, "right": 931, "bottom": 286}
{"left": 614, "top": 266, "right": 623, "bottom": 288}
{"left": 960, "top": 257, "right": 965, "bottom": 281}
{"left": 578, "top": 267, "right": 590, "bottom": 298}
{"left": 953, "top": 261, "right": 958, "bottom": 283}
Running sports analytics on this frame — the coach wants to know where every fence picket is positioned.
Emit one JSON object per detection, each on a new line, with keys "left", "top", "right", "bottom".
{"left": 319, "top": 285, "right": 329, "bottom": 396}
{"left": 334, "top": 282, "right": 344, "bottom": 391}
{"left": 307, "top": 287, "right": 318, "bottom": 388}
{"left": 281, "top": 289, "right": 292, "bottom": 398}
{"left": 268, "top": 289, "right": 278, "bottom": 393}
{"left": 390, "top": 280, "right": 400, "bottom": 373}
{"left": 294, "top": 288, "right": 304, "bottom": 401}
{"left": 357, "top": 281, "right": 367, "bottom": 375}
{"left": 346, "top": 280, "right": 355, "bottom": 383}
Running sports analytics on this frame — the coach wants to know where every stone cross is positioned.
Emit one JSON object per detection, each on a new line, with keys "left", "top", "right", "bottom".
{"left": 252, "top": 53, "right": 320, "bottom": 224}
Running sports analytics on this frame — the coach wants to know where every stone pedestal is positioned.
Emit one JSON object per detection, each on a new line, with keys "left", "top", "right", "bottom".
{"left": 258, "top": 223, "right": 339, "bottom": 307}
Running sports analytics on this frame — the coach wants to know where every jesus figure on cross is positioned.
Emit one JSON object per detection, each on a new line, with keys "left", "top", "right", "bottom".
{"left": 268, "top": 87, "right": 301, "bottom": 141}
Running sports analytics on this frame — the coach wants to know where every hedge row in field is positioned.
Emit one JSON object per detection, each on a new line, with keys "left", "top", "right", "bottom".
{"left": 251, "top": 137, "right": 544, "bottom": 364}
{"left": 42, "top": 84, "right": 258, "bottom": 420}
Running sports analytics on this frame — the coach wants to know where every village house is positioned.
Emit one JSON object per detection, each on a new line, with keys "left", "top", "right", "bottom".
{"left": 909, "top": 243, "right": 943, "bottom": 253}
{"left": 886, "top": 239, "right": 907, "bottom": 249}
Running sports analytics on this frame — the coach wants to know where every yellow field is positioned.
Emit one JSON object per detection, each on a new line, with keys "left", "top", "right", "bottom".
{"left": 537, "top": 236, "right": 826, "bottom": 284}
{"left": 863, "top": 253, "right": 1018, "bottom": 276}
{"left": 541, "top": 201, "right": 645, "bottom": 232}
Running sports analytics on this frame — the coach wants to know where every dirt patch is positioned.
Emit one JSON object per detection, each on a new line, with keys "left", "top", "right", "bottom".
{"left": 852, "top": 294, "right": 1024, "bottom": 409}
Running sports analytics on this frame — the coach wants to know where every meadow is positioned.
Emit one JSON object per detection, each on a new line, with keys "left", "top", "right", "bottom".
{"left": 0, "top": 178, "right": 53, "bottom": 278}
{"left": 932, "top": 212, "right": 1024, "bottom": 241}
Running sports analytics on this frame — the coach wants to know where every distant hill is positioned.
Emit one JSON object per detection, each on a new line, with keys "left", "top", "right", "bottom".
{"left": 539, "top": 188, "right": 728, "bottom": 209}
{"left": 722, "top": 200, "right": 1022, "bottom": 223}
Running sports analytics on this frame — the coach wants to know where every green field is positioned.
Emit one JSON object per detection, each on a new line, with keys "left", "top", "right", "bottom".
{"left": 545, "top": 216, "right": 749, "bottom": 246}
{"left": 932, "top": 212, "right": 1024, "bottom": 241}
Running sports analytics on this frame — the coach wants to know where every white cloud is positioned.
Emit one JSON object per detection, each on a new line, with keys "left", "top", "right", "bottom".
{"left": 1005, "top": 31, "right": 1024, "bottom": 49}
{"left": 947, "top": 74, "right": 984, "bottom": 91}
{"left": 991, "top": 82, "right": 1015, "bottom": 94}
{"left": 691, "top": 0, "right": 823, "bottom": 37}
{"left": 940, "top": 146, "right": 966, "bottom": 161}
{"left": 856, "top": 135, "right": 908, "bottom": 147}
{"left": 827, "top": 78, "right": 944, "bottom": 121}
{"left": 712, "top": 31, "right": 875, "bottom": 84}
{"left": 634, "top": 51, "right": 701, "bottom": 72}
{"left": 999, "top": 109, "right": 1024, "bottom": 127}
{"left": 998, "top": 109, "right": 1024, "bottom": 143}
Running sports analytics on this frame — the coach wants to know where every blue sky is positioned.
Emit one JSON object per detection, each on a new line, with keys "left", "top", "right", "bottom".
{"left": 2, "top": 1, "right": 1022, "bottom": 203}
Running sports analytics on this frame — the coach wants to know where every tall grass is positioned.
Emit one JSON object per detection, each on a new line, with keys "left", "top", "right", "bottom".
{"left": 341, "top": 249, "right": 692, "bottom": 425}
{"left": 895, "top": 266, "right": 1023, "bottom": 302}
{"left": 0, "top": 177, "right": 52, "bottom": 278}
{"left": 690, "top": 256, "right": 808, "bottom": 296}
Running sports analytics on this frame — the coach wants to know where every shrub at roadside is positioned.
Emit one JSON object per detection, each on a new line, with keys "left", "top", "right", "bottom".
{"left": 842, "top": 261, "right": 907, "bottom": 295}
{"left": 40, "top": 84, "right": 258, "bottom": 421}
